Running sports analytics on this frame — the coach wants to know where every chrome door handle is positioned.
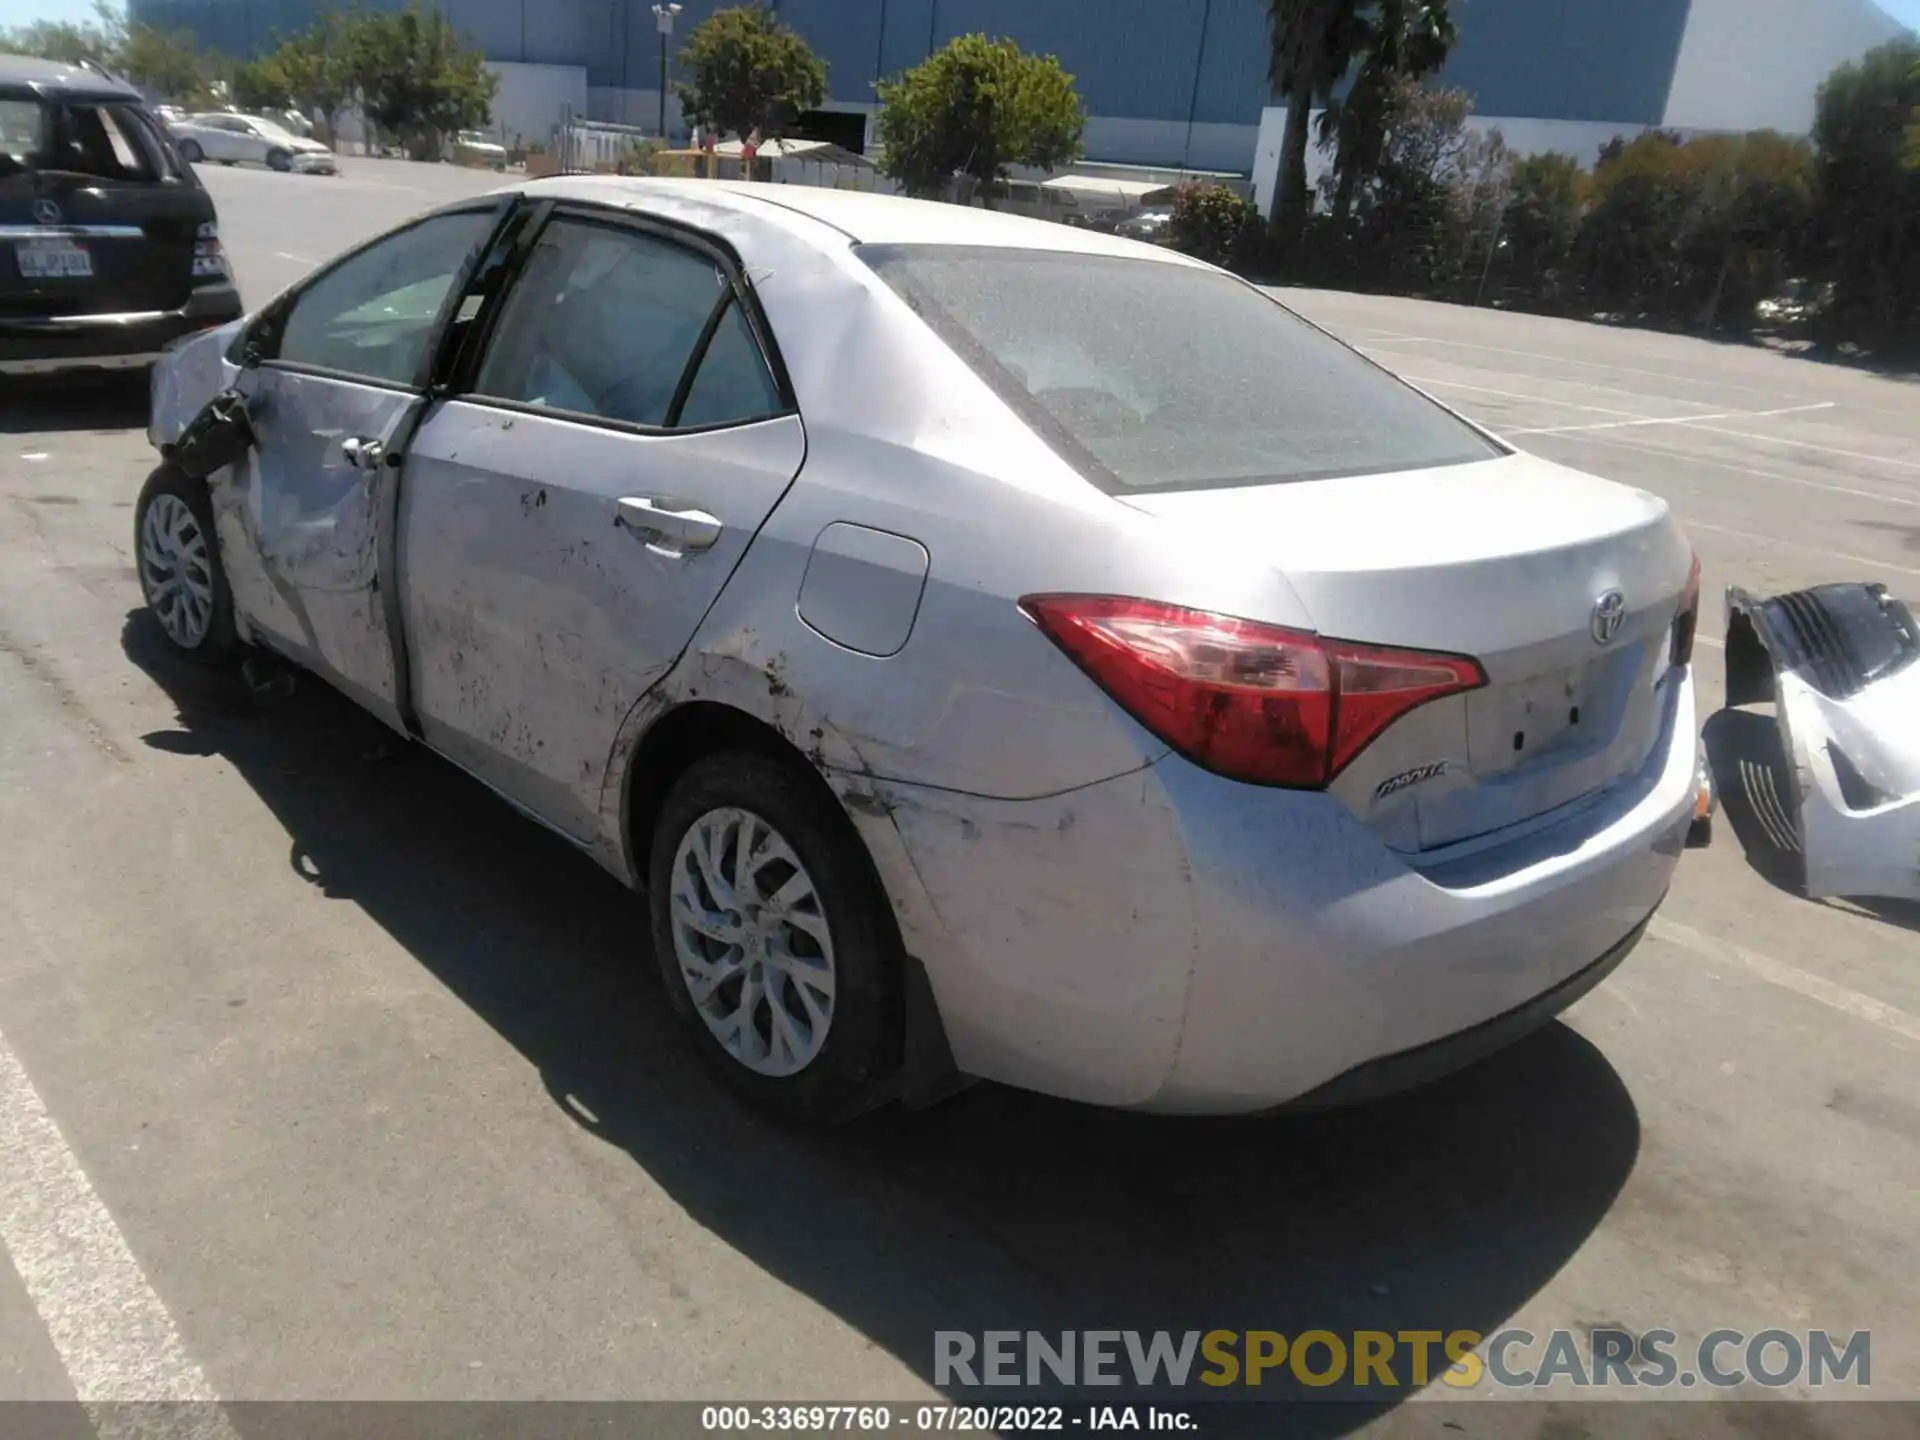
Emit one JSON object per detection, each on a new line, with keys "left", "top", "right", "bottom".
{"left": 617, "top": 496, "right": 723, "bottom": 553}
{"left": 340, "top": 435, "right": 384, "bottom": 469}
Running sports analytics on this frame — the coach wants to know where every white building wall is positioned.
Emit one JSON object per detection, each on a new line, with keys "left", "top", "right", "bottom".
{"left": 1661, "top": 0, "right": 1908, "bottom": 134}
{"left": 487, "top": 62, "right": 589, "bottom": 149}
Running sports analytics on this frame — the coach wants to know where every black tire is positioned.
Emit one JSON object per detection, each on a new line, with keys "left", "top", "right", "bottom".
{"left": 133, "top": 464, "right": 240, "bottom": 666}
{"left": 648, "top": 750, "right": 903, "bottom": 1125}
{"left": 177, "top": 138, "right": 203, "bottom": 163}
{"left": 266, "top": 148, "right": 292, "bottom": 172}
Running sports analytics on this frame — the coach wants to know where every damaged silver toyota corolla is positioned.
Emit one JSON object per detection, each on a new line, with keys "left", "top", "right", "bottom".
{"left": 140, "top": 178, "right": 1708, "bottom": 1124}
{"left": 1725, "top": 583, "right": 1920, "bottom": 904}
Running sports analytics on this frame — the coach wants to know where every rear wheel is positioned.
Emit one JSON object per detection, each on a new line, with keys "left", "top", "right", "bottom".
{"left": 266, "top": 148, "right": 292, "bottom": 172}
{"left": 176, "top": 138, "right": 203, "bottom": 163}
{"left": 134, "top": 466, "right": 239, "bottom": 665}
{"left": 647, "top": 751, "right": 902, "bottom": 1125}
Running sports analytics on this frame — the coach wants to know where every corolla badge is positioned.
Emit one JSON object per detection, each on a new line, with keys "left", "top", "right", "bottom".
{"left": 31, "top": 198, "right": 63, "bottom": 225}
{"left": 1590, "top": 589, "right": 1627, "bottom": 645}
{"left": 1375, "top": 760, "right": 1452, "bottom": 800}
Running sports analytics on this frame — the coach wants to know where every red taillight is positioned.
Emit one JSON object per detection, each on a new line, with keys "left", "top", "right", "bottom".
{"left": 1672, "top": 551, "right": 1702, "bottom": 668}
{"left": 1019, "top": 595, "right": 1485, "bottom": 788}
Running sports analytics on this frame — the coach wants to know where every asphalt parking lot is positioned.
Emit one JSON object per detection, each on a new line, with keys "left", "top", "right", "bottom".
{"left": 1, "top": 159, "right": 1916, "bottom": 1428}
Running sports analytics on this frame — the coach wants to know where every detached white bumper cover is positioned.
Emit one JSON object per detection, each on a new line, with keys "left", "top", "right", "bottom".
{"left": 1726, "top": 582, "right": 1920, "bottom": 903}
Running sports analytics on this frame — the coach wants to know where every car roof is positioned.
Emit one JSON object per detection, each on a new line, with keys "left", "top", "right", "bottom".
{"left": 516, "top": 175, "right": 1208, "bottom": 265}
{"left": 0, "top": 52, "right": 141, "bottom": 99}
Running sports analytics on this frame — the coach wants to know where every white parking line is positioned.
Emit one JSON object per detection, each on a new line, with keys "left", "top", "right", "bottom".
{"left": 274, "top": 251, "right": 319, "bottom": 265}
{"left": 1681, "top": 421, "right": 1920, "bottom": 473}
{"left": 1396, "top": 375, "right": 1654, "bottom": 420}
{"left": 1530, "top": 428, "right": 1919, "bottom": 509}
{"left": 1508, "top": 403, "right": 1836, "bottom": 437}
{"left": 1650, "top": 917, "right": 1920, "bottom": 1045}
{"left": 1684, "top": 520, "right": 1920, "bottom": 578}
{"left": 0, "top": 1027, "right": 241, "bottom": 1435}
{"left": 1355, "top": 335, "right": 1821, "bottom": 400}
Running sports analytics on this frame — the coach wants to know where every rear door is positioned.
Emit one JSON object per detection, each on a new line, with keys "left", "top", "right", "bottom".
{"left": 0, "top": 89, "right": 204, "bottom": 320}
{"left": 399, "top": 205, "right": 805, "bottom": 838}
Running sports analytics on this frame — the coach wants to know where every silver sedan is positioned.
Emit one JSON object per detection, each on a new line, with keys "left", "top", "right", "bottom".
{"left": 141, "top": 178, "right": 1703, "bottom": 1122}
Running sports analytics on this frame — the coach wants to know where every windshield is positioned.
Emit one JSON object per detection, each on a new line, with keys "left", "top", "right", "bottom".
{"left": 857, "top": 244, "right": 1505, "bottom": 492}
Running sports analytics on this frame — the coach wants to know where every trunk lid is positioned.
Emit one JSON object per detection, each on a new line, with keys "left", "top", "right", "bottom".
{"left": 0, "top": 93, "right": 207, "bottom": 320}
{"left": 1121, "top": 452, "right": 1694, "bottom": 851}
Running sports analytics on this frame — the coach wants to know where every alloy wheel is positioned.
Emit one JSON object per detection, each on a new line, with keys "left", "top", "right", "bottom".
{"left": 668, "top": 806, "right": 836, "bottom": 1078}
{"left": 139, "top": 492, "right": 214, "bottom": 649}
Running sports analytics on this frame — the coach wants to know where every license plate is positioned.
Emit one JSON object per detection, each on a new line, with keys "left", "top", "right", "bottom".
{"left": 15, "top": 239, "right": 93, "bottom": 279}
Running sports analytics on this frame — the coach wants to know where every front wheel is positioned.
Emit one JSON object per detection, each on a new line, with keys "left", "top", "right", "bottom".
{"left": 176, "top": 138, "right": 203, "bottom": 163}
{"left": 648, "top": 751, "right": 903, "bottom": 1124}
{"left": 266, "top": 148, "right": 292, "bottom": 171}
{"left": 134, "top": 465, "right": 239, "bottom": 665}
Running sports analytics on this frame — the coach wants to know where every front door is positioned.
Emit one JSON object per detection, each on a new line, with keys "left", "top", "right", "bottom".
{"left": 216, "top": 206, "right": 501, "bottom": 729}
{"left": 400, "top": 207, "right": 805, "bottom": 837}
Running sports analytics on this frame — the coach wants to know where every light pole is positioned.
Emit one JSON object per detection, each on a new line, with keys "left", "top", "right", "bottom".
{"left": 652, "top": 4, "right": 682, "bottom": 140}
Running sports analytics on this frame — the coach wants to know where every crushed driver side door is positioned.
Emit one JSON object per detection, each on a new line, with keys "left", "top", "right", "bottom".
{"left": 213, "top": 202, "right": 509, "bottom": 731}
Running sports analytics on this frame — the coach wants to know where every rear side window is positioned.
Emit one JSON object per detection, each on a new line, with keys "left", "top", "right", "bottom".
{"left": 472, "top": 215, "right": 782, "bottom": 431}
{"left": 858, "top": 244, "right": 1504, "bottom": 493}
{"left": 0, "top": 96, "right": 47, "bottom": 169}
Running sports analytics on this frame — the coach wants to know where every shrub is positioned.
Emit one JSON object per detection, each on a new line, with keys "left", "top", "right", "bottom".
{"left": 1168, "top": 184, "right": 1260, "bottom": 269}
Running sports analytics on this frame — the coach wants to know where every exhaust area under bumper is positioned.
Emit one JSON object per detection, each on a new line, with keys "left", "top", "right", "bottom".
{"left": 1724, "top": 582, "right": 1920, "bottom": 903}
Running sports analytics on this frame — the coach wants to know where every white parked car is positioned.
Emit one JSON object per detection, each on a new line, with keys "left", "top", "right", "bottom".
{"left": 142, "top": 179, "right": 1704, "bottom": 1124}
{"left": 166, "top": 112, "right": 335, "bottom": 173}
{"left": 453, "top": 129, "right": 508, "bottom": 169}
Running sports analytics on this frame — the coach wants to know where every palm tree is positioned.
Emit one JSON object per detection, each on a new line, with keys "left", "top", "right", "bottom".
{"left": 1318, "top": 0, "right": 1460, "bottom": 222}
{"left": 1267, "top": 0, "right": 1365, "bottom": 225}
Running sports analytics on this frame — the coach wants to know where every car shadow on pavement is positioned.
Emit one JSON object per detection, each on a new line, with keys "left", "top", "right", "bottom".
{"left": 1703, "top": 706, "right": 1919, "bottom": 934}
{"left": 124, "top": 611, "right": 1643, "bottom": 1435}
{"left": 0, "top": 376, "right": 149, "bottom": 434}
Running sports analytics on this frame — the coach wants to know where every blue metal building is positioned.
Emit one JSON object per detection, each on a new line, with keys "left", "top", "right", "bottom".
{"left": 129, "top": 0, "right": 1909, "bottom": 171}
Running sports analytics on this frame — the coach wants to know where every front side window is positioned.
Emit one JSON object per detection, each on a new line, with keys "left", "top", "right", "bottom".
{"left": 859, "top": 244, "right": 1505, "bottom": 493}
{"left": 473, "top": 216, "right": 779, "bottom": 430}
{"left": 275, "top": 210, "right": 495, "bottom": 385}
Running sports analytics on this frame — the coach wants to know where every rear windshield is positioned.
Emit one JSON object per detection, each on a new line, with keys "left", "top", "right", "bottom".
{"left": 0, "top": 93, "right": 168, "bottom": 181}
{"left": 857, "top": 244, "right": 1504, "bottom": 493}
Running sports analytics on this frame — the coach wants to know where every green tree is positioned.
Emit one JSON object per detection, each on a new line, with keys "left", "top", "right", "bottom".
{"left": 0, "top": 3, "right": 212, "bottom": 107}
{"left": 348, "top": 3, "right": 498, "bottom": 161}
{"left": 1500, "top": 151, "right": 1586, "bottom": 304}
{"left": 1673, "top": 131, "right": 1815, "bottom": 331}
{"left": 1356, "top": 79, "right": 1508, "bottom": 292}
{"left": 874, "top": 33, "right": 1084, "bottom": 202}
{"left": 675, "top": 4, "right": 827, "bottom": 144}
{"left": 1319, "top": 0, "right": 1459, "bottom": 222}
{"left": 227, "top": 55, "right": 292, "bottom": 113}
{"left": 1810, "top": 39, "right": 1920, "bottom": 352}
{"left": 0, "top": 19, "right": 117, "bottom": 66}
{"left": 1267, "top": 0, "right": 1366, "bottom": 225}
{"left": 117, "top": 23, "right": 214, "bottom": 104}
{"left": 270, "top": 14, "right": 359, "bottom": 145}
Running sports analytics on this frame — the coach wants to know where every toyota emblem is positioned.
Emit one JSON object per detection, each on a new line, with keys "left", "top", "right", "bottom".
{"left": 1590, "top": 590, "right": 1627, "bottom": 645}
{"left": 31, "top": 198, "right": 63, "bottom": 225}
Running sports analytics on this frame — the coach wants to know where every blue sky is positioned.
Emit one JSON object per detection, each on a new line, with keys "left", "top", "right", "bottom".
{"left": 10, "top": 0, "right": 1920, "bottom": 32}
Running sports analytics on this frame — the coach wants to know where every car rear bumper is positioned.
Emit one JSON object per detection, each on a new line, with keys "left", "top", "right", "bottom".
{"left": 860, "top": 668, "right": 1697, "bottom": 1114}
{"left": 0, "top": 284, "right": 244, "bottom": 376}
